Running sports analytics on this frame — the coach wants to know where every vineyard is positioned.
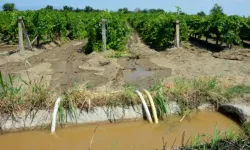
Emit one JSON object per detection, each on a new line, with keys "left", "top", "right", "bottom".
{"left": 0, "top": 5, "right": 250, "bottom": 53}
{"left": 0, "top": 2, "right": 250, "bottom": 148}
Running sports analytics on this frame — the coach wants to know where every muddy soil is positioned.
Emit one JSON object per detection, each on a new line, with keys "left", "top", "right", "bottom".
{"left": 0, "top": 39, "right": 171, "bottom": 92}
{"left": 0, "top": 34, "right": 250, "bottom": 93}
{"left": 0, "top": 44, "right": 17, "bottom": 53}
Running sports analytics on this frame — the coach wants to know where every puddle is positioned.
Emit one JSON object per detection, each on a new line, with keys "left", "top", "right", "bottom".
{"left": 0, "top": 112, "right": 241, "bottom": 150}
{"left": 123, "top": 65, "right": 154, "bottom": 83}
{"left": 123, "top": 64, "right": 171, "bottom": 90}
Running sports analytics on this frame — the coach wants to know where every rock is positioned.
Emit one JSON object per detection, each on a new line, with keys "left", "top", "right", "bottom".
{"left": 218, "top": 103, "right": 250, "bottom": 124}
{"left": 168, "top": 101, "right": 181, "bottom": 115}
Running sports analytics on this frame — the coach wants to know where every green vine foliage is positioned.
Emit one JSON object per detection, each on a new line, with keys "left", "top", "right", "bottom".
{"left": 0, "top": 11, "right": 19, "bottom": 42}
{"left": 1, "top": 8, "right": 250, "bottom": 50}
{"left": 0, "top": 10, "right": 90, "bottom": 44}
{"left": 240, "top": 17, "right": 250, "bottom": 41}
{"left": 65, "top": 12, "right": 92, "bottom": 40}
{"left": 186, "top": 14, "right": 248, "bottom": 47}
{"left": 84, "top": 11, "right": 131, "bottom": 54}
{"left": 128, "top": 12, "right": 189, "bottom": 51}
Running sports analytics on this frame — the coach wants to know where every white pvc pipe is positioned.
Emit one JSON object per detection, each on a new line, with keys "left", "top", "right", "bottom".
{"left": 135, "top": 90, "right": 153, "bottom": 123}
{"left": 51, "top": 97, "right": 62, "bottom": 134}
{"left": 144, "top": 90, "right": 159, "bottom": 124}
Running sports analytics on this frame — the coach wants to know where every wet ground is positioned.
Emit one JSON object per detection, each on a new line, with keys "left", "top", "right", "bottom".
{"left": 0, "top": 33, "right": 250, "bottom": 92}
{"left": 0, "top": 112, "right": 241, "bottom": 150}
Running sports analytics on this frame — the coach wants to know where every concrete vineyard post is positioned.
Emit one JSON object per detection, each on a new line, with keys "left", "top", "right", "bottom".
{"left": 18, "top": 16, "right": 25, "bottom": 52}
{"left": 175, "top": 20, "right": 180, "bottom": 48}
{"left": 102, "top": 19, "right": 107, "bottom": 51}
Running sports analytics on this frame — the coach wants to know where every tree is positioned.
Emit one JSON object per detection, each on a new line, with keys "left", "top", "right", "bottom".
{"left": 148, "top": 9, "right": 164, "bottom": 13}
{"left": 197, "top": 11, "right": 206, "bottom": 17}
{"left": 84, "top": 6, "right": 94, "bottom": 12}
{"left": 118, "top": 8, "right": 129, "bottom": 13}
{"left": 2, "top": 3, "right": 16, "bottom": 11}
{"left": 210, "top": 3, "right": 224, "bottom": 15}
{"left": 45, "top": 5, "right": 53, "bottom": 10}
{"left": 75, "top": 8, "right": 83, "bottom": 12}
{"left": 63, "top": 6, "right": 74, "bottom": 11}
{"left": 141, "top": 9, "right": 148, "bottom": 13}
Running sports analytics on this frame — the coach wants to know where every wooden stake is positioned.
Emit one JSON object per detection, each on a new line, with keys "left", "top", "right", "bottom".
{"left": 175, "top": 20, "right": 180, "bottom": 48}
{"left": 18, "top": 17, "right": 24, "bottom": 52}
{"left": 102, "top": 19, "right": 107, "bottom": 51}
{"left": 21, "top": 20, "right": 32, "bottom": 50}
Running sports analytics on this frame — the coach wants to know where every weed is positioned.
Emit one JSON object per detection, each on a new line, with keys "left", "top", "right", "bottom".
{"left": 154, "top": 91, "right": 168, "bottom": 120}
{"left": 57, "top": 104, "right": 67, "bottom": 126}
{"left": 150, "top": 76, "right": 169, "bottom": 119}
{"left": 243, "top": 122, "right": 250, "bottom": 137}
{"left": 191, "top": 133, "right": 206, "bottom": 147}
{"left": 165, "top": 77, "right": 227, "bottom": 115}
{"left": 124, "top": 84, "right": 137, "bottom": 101}
{"left": 0, "top": 72, "right": 22, "bottom": 114}
{"left": 178, "top": 125, "right": 249, "bottom": 150}
{"left": 211, "top": 126, "right": 222, "bottom": 148}
{"left": 224, "top": 84, "right": 250, "bottom": 99}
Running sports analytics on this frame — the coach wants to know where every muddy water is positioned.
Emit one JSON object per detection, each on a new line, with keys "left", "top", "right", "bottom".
{"left": 123, "top": 64, "right": 171, "bottom": 90}
{"left": 0, "top": 112, "right": 240, "bottom": 150}
{"left": 123, "top": 65, "right": 154, "bottom": 83}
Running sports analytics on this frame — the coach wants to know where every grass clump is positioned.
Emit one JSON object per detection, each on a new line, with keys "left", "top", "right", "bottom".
{"left": 224, "top": 84, "right": 250, "bottom": 99}
{"left": 150, "top": 77, "right": 169, "bottom": 120}
{"left": 165, "top": 77, "right": 226, "bottom": 115}
{"left": 243, "top": 122, "right": 250, "bottom": 137}
{"left": 0, "top": 72, "right": 22, "bottom": 114}
{"left": 178, "top": 126, "right": 250, "bottom": 150}
{"left": 0, "top": 72, "right": 53, "bottom": 116}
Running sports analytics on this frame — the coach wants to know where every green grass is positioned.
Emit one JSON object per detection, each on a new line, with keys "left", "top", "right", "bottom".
{"left": 0, "top": 72, "right": 22, "bottom": 114}
{"left": 153, "top": 92, "right": 168, "bottom": 120}
{"left": 243, "top": 122, "right": 250, "bottom": 137}
{"left": 178, "top": 126, "right": 249, "bottom": 150}
{"left": 224, "top": 84, "right": 250, "bottom": 99}
{"left": 1, "top": 72, "right": 250, "bottom": 129}
{"left": 165, "top": 77, "right": 226, "bottom": 115}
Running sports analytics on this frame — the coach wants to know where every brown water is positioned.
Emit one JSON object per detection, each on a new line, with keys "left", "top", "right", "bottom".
{"left": 0, "top": 112, "right": 241, "bottom": 150}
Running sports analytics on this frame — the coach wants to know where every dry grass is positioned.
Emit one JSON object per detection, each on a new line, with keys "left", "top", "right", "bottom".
{"left": 1, "top": 72, "right": 250, "bottom": 122}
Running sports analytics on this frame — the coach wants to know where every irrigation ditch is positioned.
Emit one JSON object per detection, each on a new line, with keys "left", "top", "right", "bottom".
{"left": 0, "top": 97, "right": 249, "bottom": 133}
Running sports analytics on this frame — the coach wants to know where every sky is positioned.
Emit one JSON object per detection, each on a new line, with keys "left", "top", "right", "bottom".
{"left": 0, "top": 0, "right": 249, "bottom": 16}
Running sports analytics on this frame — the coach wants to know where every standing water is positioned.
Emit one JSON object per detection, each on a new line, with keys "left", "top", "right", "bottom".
{"left": 0, "top": 112, "right": 241, "bottom": 150}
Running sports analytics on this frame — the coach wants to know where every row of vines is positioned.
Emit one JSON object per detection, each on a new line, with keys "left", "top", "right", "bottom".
{"left": 128, "top": 12, "right": 189, "bottom": 50}
{"left": 1, "top": 9, "right": 250, "bottom": 52}
{"left": 0, "top": 9, "right": 131, "bottom": 54}
{"left": 128, "top": 12, "right": 250, "bottom": 50}
{"left": 0, "top": 9, "right": 93, "bottom": 44}
{"left": 186, "top": 14, "right": 250, "bottom": 48}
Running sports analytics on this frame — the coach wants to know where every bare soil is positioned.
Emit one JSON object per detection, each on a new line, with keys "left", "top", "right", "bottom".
{"left": 0, "top": 34, "right": 250, "bottom": 93}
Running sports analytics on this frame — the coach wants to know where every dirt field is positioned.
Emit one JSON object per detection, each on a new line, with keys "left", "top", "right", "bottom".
{"left": 1, "top": 34, "right": 250, "bottom": 93}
